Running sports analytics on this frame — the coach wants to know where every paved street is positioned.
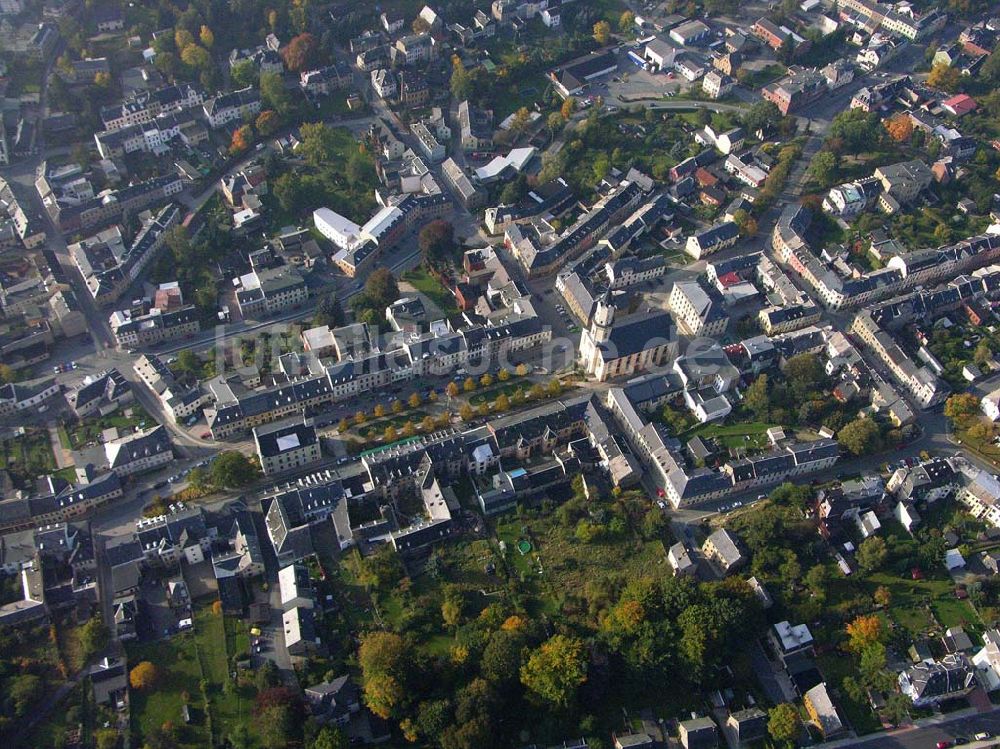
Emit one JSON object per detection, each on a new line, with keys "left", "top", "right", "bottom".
{"left": 818, "top": 707, "right": 1000, "bottom": 749}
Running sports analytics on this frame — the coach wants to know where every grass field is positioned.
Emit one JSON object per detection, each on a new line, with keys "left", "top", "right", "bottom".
{"left": 128, "top": 604, "right": 256, "bottom": 748}
{"left": 684, "top": 421, "right": 778, "bottom": 450}
{"left": 401, "top": 267, "right": 459, "bottom": 316}
{"left": 128, "top": 630, "right": 208, "bottom": 748}
{"left": 0, "top": 428, "right": 59, "bottom": 486}
{"left": 469, "top": 380, "right": 528, "bottom": 406}
{"left": 64, "top": 406, "right": 154, "bottom": 450}
{"left": 494, "top": 511, "right": 668, "bottom": 619}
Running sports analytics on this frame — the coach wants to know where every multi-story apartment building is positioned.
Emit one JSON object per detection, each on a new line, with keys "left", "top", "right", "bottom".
{"left": 203, "top": 87, "right": 262, "bottom": 129}
{"left": 100, "top": 83, "right": 204, "bottom": 130}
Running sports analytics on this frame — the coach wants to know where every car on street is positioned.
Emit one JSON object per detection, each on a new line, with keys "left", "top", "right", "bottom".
{"left": 975, "top": 734, "right": 991, "bottom": 742}
{"left": 937, "top": 741, "right": 952, "bottom": 749}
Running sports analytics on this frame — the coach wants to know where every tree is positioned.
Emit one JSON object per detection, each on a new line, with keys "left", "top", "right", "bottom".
{"left": 260, "top": 71, "right": 293, "bottom": 115}
{"left": 210, "top": 451, "right": 260, "bottom": 488}
{"left": 837, "top": 417, "right": 881, "bottom": 456}
{"left": 460, "top": 403, "right": 474, "bottom": 421}
{"left": 495, "top": 394, "right": 510, "bottom": 412}
{"left": 80, "top": 617, "right": 109, "bottom": 658}
{"left": 199, "top": 25, "right": 214, "bottom": 48}
{"left": 9, "top": 674, "right": 42, "bottom": 717}
{"left": 391, "top": 399, "right": 404, "bottom": 414}
{"left": 256, "top": 109, "right": 281, "bottom": 136}
{"left": 884, "top": 113, "right": 913, "bottom": 142}
{"left": 845, "top": 614, "right": 882, "bottom": 652}
{"left": 446, "top": 381, "right": 460, "bottom": 397}
{"left": 180, "top": 44, "right": 211, "bottom": 70}
{"left": 808, "top": 150, "right": 838, "bottom": 188}
{"left": 856, "top": 537, "right": 888, "bottom": 575}
{"left": 874, "top": 585, "right": 892, "bottom": 607}
{"left": 312, "top": 726, "right": 349, "bottom": 749}
{"left": 593, "top": 20, "right": 611, "bottom": 45}
{"left": 0, "top": 363, "right": 15, "bottom": 384}
{"left": 130, "top": 661, "right": 160, "bottom": 690}
{"left": 927, "top": 62, "right": 961, "bottom": 91}
{"left": 422, "top": 415, "right": 436, "bottom": 431}
{"left": 547, "top": 111, "right": 565, "bottom": 139}
{"left": 230, "top": 124, "right": 252, "bottom": 154}
{"left": 501, "top": 173, "right": 528, "bottom": 205}
{"left": 441, "top": 586, "right": 463, "bottom": 628}
{"left": 450, "top": 57, "right": 472, "bottom": 100}
{"left": 354, "top": 411, "right": 367, "bottom": 426}
{"left": 337, "top": 418, "right": 349, "bottom": 433}
{"left": 561, "top": 97, "right": 577, "bottom": 120}
{"left": 510, "top": 107, "right": 532, "bottom": 137}
{"left": 768, "top": 703, "right": 800, "bottom": 745}
{"left": 515, "top": 363, "right": 528, "bottom": 377}
{"left": 463, "top": 377, "right": 476, "bottom": 393}
{"left": 94, "top": 70, "right": 111, "bottom": 87}
{"left": 945, "top": 392, "right": 981, "bottom": 422}
{"left": 418, "top": 220, "right": 456, "bottom": 267}
{"left": 784, "top": 353, "right": 824, "bottom": 396}
{"left": 408, "top": 392, "right": 422, "bottom": 409}
{"left": 884, "top": 692, "right": 911, "bottom": 727}
{"left": 231, "top": 58, "right": 258, "bottom": 88}
{"left": 374, "top": 404, "right": 386, "bottom": 419}
{"left": 359, "top": 632, "right": 409, "bottom": 718}
{"left": 743, "top": 374, "right": 770, "bottom": 421}
{"left": 520, "top": 634, "right": 588, "bottom": 708}
{"left": 257, "top": 703, "right": 297, "bottom": 749}
{"left": 175, "top": 28, "right": 195, "bottom": 50}
{"left": 480, "top": 373, "right": 493, "bottom": 387}
{"left": 384, "top": 426, "right": 398, "bottom": 443}
{"left": 619, "top": 10, "right": 635, "bottom": 32}
{"left": 743, "top": 100, "right": 782, "bottom": 134}
{"left": 975, "top": 340, "right": 994, "bottom": 367}
{"left": 282, "top": 32, "right": 319, "bottom": 72}
{"left": 95, "top": 729, "right": 119, "bottom": 749}
{"left": 803, "top": 564, "right": 828, "bottom": 595}
{"left": 364, "top": 267, "right": 399, "bottom": 308}
{"left": 733, "top": 208, "right": 758, "bottom": 237}
{"left": 314, "top": 292, "right": 345, "bottom": 328}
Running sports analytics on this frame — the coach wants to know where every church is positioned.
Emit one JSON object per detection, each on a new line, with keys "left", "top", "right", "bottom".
{"left": 579, "top": 294, "right": 677, "bottom": 382}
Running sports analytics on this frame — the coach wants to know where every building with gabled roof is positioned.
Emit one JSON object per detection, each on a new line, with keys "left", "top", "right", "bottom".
{"left": 104, "top": 425, "right": 173, "bottom": 477}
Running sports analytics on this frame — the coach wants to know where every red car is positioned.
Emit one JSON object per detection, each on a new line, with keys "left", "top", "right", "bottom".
{"left": 936, "top": 742, "right": 950, "bottom": 749}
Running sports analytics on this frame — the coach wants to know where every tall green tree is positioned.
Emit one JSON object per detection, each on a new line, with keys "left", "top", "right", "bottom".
{"left": 520, "top": 634, "right": 588, "bottom": 708}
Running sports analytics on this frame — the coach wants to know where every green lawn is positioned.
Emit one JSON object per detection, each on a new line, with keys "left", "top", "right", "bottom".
{"left": 128, "top": 604, "right": 256, "bottom": 749}
{"left": 127, "top": 632, "right": 210, "bottom": 748}
{"left": 401, "top": 267, "right": 459, "bottom": 316}
{"left": 0, "top": 428, "right": 59, "bottom": 487}
{"left": 683, "top": 422, "right": 778, "bottom": 450}
{"left": 65, "top": 406, "right": 154, "bottom": 450}
{"left": 852, "top": 570, "right": 982, "bottom": 638}
{"left": 469, "top": 380, "right": 528, "bottom": 406}
{"left": 494, "top": 511, "right": 668, "bottom": 620}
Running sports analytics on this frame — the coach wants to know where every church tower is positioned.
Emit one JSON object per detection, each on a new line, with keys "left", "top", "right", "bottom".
{"left": 591, "top": 293, "right": 615, "bottom": 344}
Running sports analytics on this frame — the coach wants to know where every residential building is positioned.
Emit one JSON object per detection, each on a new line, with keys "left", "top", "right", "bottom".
{"left": 669, "top": 281, "right": 728, "bottom": 337}
{"left": 701, "top": 529, "right": 744, "bottom": 573}
{"left": 105, "top": 426, "right": 173, "bottom": 477}
{"left": 804, "top": 683, "right": 845, "bottom": 738}
{"left": 253, "top": 418, "right": 322, "bottom": 476}
{"left": 685, "top": 222, "right": 739, "bottom": 259}
{"left": 202, "top": 87, "right": 261, "bottom": 129}
{"left": 898, "top": 654, "right": 975, "bottom": 707}
{"left": 762, "top": 68, "right": 827, "bottom": 115}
